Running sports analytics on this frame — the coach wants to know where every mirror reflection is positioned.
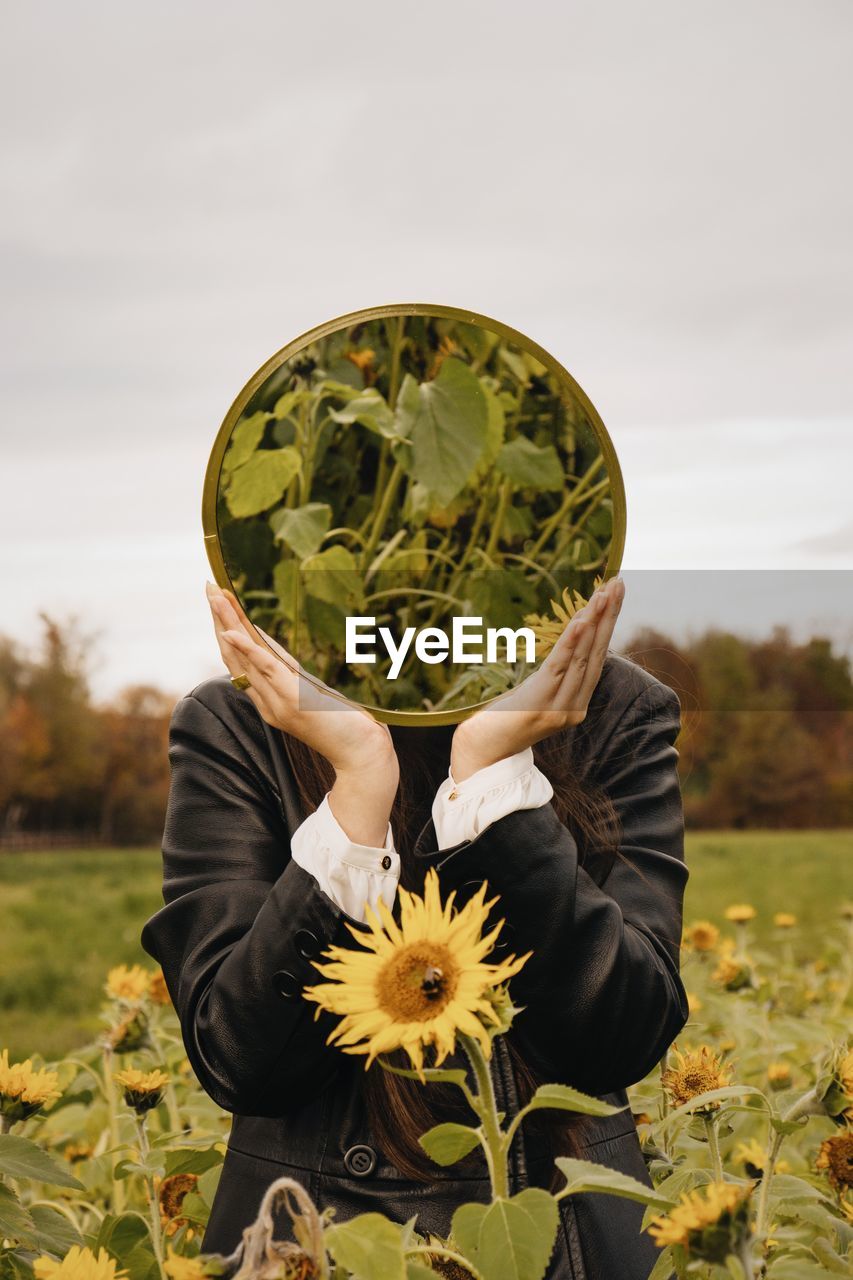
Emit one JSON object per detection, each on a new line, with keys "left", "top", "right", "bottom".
{"left": 207, "top": 306, "right": 624, "bottom": 721}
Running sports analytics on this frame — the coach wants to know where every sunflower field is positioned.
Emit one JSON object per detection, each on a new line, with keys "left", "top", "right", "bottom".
{"left": 1, "top": 881, "right": 851, "bottom": 1280}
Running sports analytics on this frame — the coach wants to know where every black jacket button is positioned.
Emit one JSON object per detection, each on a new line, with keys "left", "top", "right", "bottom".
{"left": 273, "top": 969, "right": 300, "bottom": 998}
{"left": 343, "top": 1144, "right": 377, "bottom": 1177}
{"left": 294, "top": 928, "right": 320, "bottom": 959}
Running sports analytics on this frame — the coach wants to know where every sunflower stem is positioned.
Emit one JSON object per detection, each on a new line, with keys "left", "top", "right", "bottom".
{"left": 135, "top": 1112, "right": 165, "bottom": 1279}
{"left": 754, "top": 1087, "right": 819, "bottom": 1248}
{"left": 703, "top": 1113, "right": 724, "bottom": 1181}
{"left": 102, "top": 1046, "right": 125, "bottom": 1214}
{"left": 458, "top": 1032, "right": 509, "bottom": 1201}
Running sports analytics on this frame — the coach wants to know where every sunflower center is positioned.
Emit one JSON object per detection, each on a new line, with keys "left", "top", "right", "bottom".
{"left": 829, "top": 1136, "right": 853, "bottom": 1186}
{"left": 376, "top": 942, "right": 459, "bottom": 1022}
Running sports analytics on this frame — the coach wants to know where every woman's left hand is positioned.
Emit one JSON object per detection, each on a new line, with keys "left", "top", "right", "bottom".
{"left": 450, "top": 575, "right": 625, "bottom": 782}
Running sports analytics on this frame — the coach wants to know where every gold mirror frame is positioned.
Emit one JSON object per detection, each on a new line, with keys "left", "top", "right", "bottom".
{"left": 202, "top": 302, "right": 627, "bottom": 725}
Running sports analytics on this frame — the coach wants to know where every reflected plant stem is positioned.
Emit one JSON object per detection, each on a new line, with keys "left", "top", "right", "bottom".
{"left": 374, "top": 439, "right": 391, "bottom": 507}
{"left": 362, "top": 460, "right": 406, "bottom": 566}
{"left": 386, "top": 315, "right": 405, "bottom": 412}
{"left": 528, "top": 454, "right": 603, "bottom": 561}
{"left": 483, "top": 480, "right": 512, "bottom": 562}
{"left": 541, "top": 486, "right": 608, "bottom": 574}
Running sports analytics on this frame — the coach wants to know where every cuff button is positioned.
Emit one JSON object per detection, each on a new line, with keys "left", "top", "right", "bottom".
{"left": 273, "top": 969, "right": 300, "bottom": 998}
{"left": 381, "top": 854, "right": 392, "bottom": 870}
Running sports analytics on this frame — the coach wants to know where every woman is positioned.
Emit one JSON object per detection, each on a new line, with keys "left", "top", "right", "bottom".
{"left": 141, "top": 573, "right": 688, "bottom": 1280}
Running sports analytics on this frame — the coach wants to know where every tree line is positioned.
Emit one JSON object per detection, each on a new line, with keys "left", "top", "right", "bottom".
{"left": 0, "top": 613, "right": 850, "bottom": 846}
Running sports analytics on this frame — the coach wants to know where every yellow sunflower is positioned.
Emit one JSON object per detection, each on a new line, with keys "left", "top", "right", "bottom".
{"left": 683, "top": 921, "right": 720, "bottom": 953}
{"left": 773, "top": 912, "right": 797, "bottom": 928}
{"left": 648, "top": 1181, "right": 754, "bottom": 1261}
{"left": 734, "top": 1138, "right": 790, "bottom": 1177}
{"left": 105, "top": 964, "right": 151, "bottom": 1002}
{"left": 163, "top": 1250, "right": 210, "bottom": 1280}
{"left": 303, "top": 868, "right": 530, "bottom": 1079}
{"left": 34, "top": 1247, "right": 127, "bottom": 1280}
{"left": 766, "top": 1062, "right": 791, "bottom": 1090}
{"left": 114, "top": 1067, "right": 169, "bottom": 1113}
{"left": 0, "top": 1049, "right": 62, "bottom": 1123}
{"left": 712, "top": 954, "right": 753, "bottom": 992}
{"left": 661, "top": 1045, "right": 733, "bottom": 1112}
{"left": 724, "top": 904, "right": 756, "bottom": 924}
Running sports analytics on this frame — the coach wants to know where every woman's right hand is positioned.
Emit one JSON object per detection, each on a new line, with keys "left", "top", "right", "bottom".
{"left": 206, "top": 581, "right": 399, "bottom": 847}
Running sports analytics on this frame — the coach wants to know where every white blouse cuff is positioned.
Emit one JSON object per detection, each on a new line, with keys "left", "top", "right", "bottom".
{"left": 432, "top": 747, "right": 554, "bottom": 851}
{"left": 289, "top": 794, "right": 400, "bottom": 923}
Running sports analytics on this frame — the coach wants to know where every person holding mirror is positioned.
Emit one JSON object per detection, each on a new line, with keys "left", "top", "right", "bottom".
{"left": 141, "top": 570, "right": 687, "bottom": 1280}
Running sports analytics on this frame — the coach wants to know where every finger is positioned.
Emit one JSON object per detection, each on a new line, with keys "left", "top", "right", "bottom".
{"left": 206, "top": 592, "right": 242, "bottom": 671}
{"left": 544, "top": 588, "right": 605, "bottom": 677}
{"left": 221, "top": 628, "right": 305, "bottom": 718}
{"left": 206, "top": 586, "right": 240, "bottom": 659}
{"left": 220, "top": 587, "right": 256, "bottom": 635}
{"left": 254, "top": 623, "right": 303, "bottom": 676}
{"left": 548, "top": 594, "right": 608, "bottom": 712}
{"left": 576, "top": 578, "right": 625, "bottom": 704}
{"left": 208, "top": 587, "right": 249, "bottom": 639}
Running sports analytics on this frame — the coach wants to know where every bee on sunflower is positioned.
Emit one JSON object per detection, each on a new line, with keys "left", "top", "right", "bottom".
{"left": 303, "top": 867, "right": 530, "bottom": 1081}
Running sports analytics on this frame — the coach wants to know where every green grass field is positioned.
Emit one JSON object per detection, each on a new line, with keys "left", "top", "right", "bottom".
{"left": 1, "top": 830, "right": 850, "bottom": 1061}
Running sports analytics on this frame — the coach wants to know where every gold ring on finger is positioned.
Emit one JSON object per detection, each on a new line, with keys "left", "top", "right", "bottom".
{"left": 231, "top": 672, "right": 251, "bottom": 691}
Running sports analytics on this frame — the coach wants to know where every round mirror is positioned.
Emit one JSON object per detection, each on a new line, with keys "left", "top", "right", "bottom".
{"left": 203, "top": 304, "right": 626, "bottom": 724}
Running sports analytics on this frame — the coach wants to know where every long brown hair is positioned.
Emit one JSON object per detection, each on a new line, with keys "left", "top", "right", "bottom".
{"left": 283, "top": 716, "right": 622, "bottom": 1185}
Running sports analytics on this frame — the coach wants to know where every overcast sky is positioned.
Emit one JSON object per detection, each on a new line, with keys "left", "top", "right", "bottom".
{"left": 2, "top": 1, "right": 851, "bottom": 703}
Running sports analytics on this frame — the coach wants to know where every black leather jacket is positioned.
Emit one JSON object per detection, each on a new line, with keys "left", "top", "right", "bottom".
{"left": 141, "top": 652, "right": 687, "bottom": 1280}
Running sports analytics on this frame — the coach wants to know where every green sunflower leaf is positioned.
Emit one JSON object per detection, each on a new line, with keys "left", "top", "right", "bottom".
{"left": 451, "top": 1188, "right": 559, "bottom": 1280}
{"left": 418, "top": 1122, "right": 482, "bottom": 1167}
{"left": 326, "top": 1212, "right": 407, "bottom": 1280}
{"left": 224, "top": 447, "right": 302, "bottom": 518}
{"left": 555, "top": 1157, "right": 674, "bottom": 1210}
{"left": 0, "top": 1134, "right": 84, "bottom": 1190}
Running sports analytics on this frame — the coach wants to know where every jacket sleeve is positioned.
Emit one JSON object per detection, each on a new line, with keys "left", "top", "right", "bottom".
{"left": 140, "top": 691, "right": 363, "bottom": 1117}
{"left": 416, "top": 679, "right": 689, "bottom": 1096}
